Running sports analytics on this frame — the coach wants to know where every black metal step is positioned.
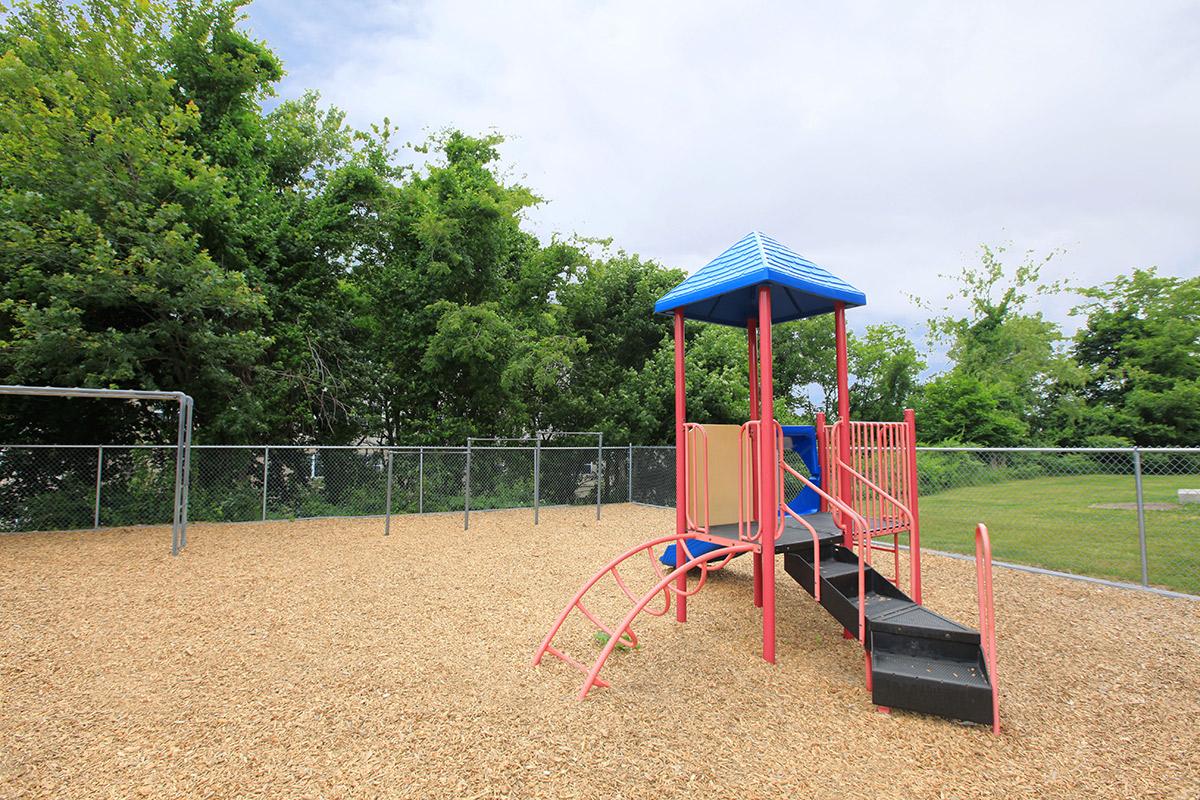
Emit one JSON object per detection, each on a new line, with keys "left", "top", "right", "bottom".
{"left": 784, "top": 547, "right": 913, "bottom": 638}
{"left": 871, "top": 632, "right": 994, "bottom": 725}
{"left": 784, "top": 544, "right": 995, "bottom": 727}
{"left": 849, "top": 591, "right": 915, "bottom": 620}
{"left": 784, "top": 550, "right": 861, "bottom": 634}
{"left": 871, "top": 604, "right": 981, "bottom": 645}
{"left": 810, "top": 556, "right": 861, "bottom": 583}
{"left": 783, "top": 546, "right": 862, "bottom": 593}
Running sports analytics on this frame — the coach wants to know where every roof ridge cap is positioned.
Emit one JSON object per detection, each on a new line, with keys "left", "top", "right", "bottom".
{"left": 752, "top": 231, "right": 769, "bottom": 271}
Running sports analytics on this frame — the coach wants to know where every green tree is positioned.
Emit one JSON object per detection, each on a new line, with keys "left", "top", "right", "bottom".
{"left": 772, "top": 316, "right": 924, "bottom": 424}
{"left": 1071, "top": 268, "right": 1200, "bottom": 445}
{"left": 848, "top": 324, "right": 926, "bottom": 421}
{"left": 359, "top": 131, "right": 548, "bottom": 443}
{"left": 0, "top": 0, "right": 942, "bottom": 451}
{"left": 0, "top": 0, "right": 267, "bottom": 443}
{"left": 0, "top": 0, "right": 391, "bottom": 444}
{"left": 915, "top": 244, "right": 1077, "bottom": 444}
{"left": 916, "top": 372, "right": 1028, "bottom": 446}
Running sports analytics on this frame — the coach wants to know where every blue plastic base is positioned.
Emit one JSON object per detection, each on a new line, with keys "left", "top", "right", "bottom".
{"left": 660, "top": 538, "right": 739, "bottom": 566}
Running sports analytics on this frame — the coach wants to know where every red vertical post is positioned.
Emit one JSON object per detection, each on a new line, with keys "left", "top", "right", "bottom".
{"left": 673, "top": 311, "right": 688, "bottom": 623}
{"left": 905, "top": 407, "right": 923, "bottom": 604}
{"left": 747, "top": 318, "right": 762, "bottom": 609}
{"left": 834, "top": 302, "right": 853, "bottom": 548}
{"left": 757, "top": 286, "right": 777, "bottom": 664}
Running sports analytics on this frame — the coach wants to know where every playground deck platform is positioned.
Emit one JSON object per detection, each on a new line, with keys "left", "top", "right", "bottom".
{"left": 690, "top": 511, "right": 845, "bottom": 552}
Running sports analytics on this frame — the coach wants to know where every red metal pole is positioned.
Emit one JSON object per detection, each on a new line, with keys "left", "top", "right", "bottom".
{"left": 674, "top": 311, "right": 688, "bottom": 623}
{"left": 757, "top": 286, "right": 776, "bottom": 664}
{"left": 905, "top": 407, "right": 923, "bottom": 604}
{"left": 834, "top": 302, "right": 853, "bottom": 548}
{"left": 748, "top": 318, "right": 763, "bottom": 609}
{"left": 975, "top": 523, "right": 1000, "bottom": 735}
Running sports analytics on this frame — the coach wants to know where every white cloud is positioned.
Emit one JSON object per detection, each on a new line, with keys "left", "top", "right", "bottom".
{"left": 245, "top": 0, "right": 1200, "bottom": 338}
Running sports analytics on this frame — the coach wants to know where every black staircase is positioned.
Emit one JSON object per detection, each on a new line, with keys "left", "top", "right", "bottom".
{"left": 784, "top": 535, "right": 996, "bottom": 726}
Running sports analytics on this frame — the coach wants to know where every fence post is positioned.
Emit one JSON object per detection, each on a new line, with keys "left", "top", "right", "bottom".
{"left": 171, "top": 399, "right": 186, "bottom": 555}
{"left": 464, "top": 439, "right": 471, "bottom": 531}
{"left": 1133, "top": 446, "right": 1149, "bottom": 586}
{"left": 533, "top": 437, "right": 541, "bottom": 525}
{"left": 261, "top": 445, "right": 270, "bottom": 521}
{"left": 596, "top": 432, "right": 603, "bottom": 520}
{"left": 93, "top": 445, "right": 103, "bottom": 529}
{"left": 418, "top": 447, "right": 424, "bottom": 515}
{"left": 628, "top": 444, "right": 633, "bottom": 503}
{"left": 179, "top": 398, "right": 193, "bottom": 549}
{"left": 384, "top": 450, "right": 394, "bottom": 537}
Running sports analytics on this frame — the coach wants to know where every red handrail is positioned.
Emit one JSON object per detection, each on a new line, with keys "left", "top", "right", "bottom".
{"left": 833, "top": 458, "right": 913, "bottom": 524}
{"left": 739, "top": 421, "right": 753, "bottom": 541}
{"left": 976, "top": 523, "right": 999, "bottom": 734}
{"left": 904, "top": 408, "right": 922, "bottom": 603}
{"left": 781, "top": 503, "right": 821, "bottom": 602}
{"left": 738, "top": 420, "right": 784, "bottom": 543}
{"left": 769, "top": 421, "right": 871, "bottom": 644}
{"left": 740, "top": 419, "right": 872, "bottom": 656}
{"left": 684, "top": 422, "right": 710, "bottom": 535}
{"left": 830, "top": 454, "right": 912, "bottom": 583}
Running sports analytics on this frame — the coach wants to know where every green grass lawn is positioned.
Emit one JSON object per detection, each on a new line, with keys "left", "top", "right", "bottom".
{"left": 917, "top": 474, "right": 1200, "bottom": 595}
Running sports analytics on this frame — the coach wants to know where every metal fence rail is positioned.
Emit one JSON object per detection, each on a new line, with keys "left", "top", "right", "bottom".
{"left": 0, "top": 442, "right": 1196, "bottom": 596}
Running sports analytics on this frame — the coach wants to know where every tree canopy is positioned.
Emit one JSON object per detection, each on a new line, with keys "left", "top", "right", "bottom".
{"left": 0, "top": 0, "right": 1195, "bottom": 448}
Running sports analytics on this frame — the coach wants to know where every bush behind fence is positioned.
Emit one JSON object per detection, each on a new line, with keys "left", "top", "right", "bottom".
{"left": 1, "top": 443, "right": 1196, "bottom": 595}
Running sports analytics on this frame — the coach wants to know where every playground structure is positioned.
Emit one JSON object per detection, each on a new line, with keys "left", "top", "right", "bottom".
{"left": 533, "top": 232, "right": 1000, "bottom": 730}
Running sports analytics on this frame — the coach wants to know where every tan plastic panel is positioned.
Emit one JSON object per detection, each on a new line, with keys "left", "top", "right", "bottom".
{"left": 686, "top": 423, "right": 754, "bottom": 527}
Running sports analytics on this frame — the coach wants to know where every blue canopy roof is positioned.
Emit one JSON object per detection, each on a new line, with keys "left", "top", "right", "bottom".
{"left": 654, "top": 232, "right": 866, "bottom": 326}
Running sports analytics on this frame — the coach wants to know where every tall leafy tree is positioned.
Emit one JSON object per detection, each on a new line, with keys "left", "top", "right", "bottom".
{"left": 0, "top": 0, "right": 393, "bottom": 443}
{"left": 0, "top": 0, "right": 267, "bottom": 443}
{"left": 773, "top": 316, "right": 925, "bottom": 424}
{"left": 1071, "top": 269, "right": 1200, "bottom": 446}
{"left": 848, "top": 323, "right": 926, "bottom": 422}
{"left": 915, "top": 245, "right": 1077, "bottom": 445}
{"left": 360, "top": 131, "right": 545, "bottom": 443}
{"left": 1, "top": 0, "right": 938, "bottom": 449}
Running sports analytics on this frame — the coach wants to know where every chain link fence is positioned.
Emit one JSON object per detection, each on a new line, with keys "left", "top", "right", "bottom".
{"left": 1, "top": 442, "right": 1197, "bottom": 595}
{"left": 910, "top": 447, "right": 1200, "bottom": 596}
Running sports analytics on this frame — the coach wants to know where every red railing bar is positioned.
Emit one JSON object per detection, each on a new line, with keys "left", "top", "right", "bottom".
{"left": 779, "top": 455, "right": 869, "bottom": 641}
{"left": 835, "top": 458, "right": 914, "bottom": 536}
{"left": 684, "top": 422, "right": 710, "bottom": 535}
{"left": 543, "top": 645, "right": 611, "bottom": 687}
{"left": 781, "top": 504, "right": 821, "bottom": 601}
{"left": 815, "top": 412, "right": 829, "bottom": 512}
{"left": 905, "top": 409, "right": 923, "bottom": 603}
{"left": 885, "top": 425, "right": 899, "bottom": 583}
{"left": 976, "top": 522, "right": 999, "bottom": 734}
{"left": 739, "top": 422, "right": 751, "bottom": 542}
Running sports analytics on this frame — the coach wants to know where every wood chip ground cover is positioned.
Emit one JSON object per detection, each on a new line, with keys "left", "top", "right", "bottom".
{"left": 1, "top": 505, "right": 1197, "bottom": 799}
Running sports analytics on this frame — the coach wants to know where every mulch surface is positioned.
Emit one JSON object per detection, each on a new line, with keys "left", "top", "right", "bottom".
{"left": 1, "top": 505, "right": 1197, "bottom": 799}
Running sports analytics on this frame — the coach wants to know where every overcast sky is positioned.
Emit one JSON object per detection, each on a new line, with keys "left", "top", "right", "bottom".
{"left": 244, "top": 0, "right": 1199, "bottom": 342}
